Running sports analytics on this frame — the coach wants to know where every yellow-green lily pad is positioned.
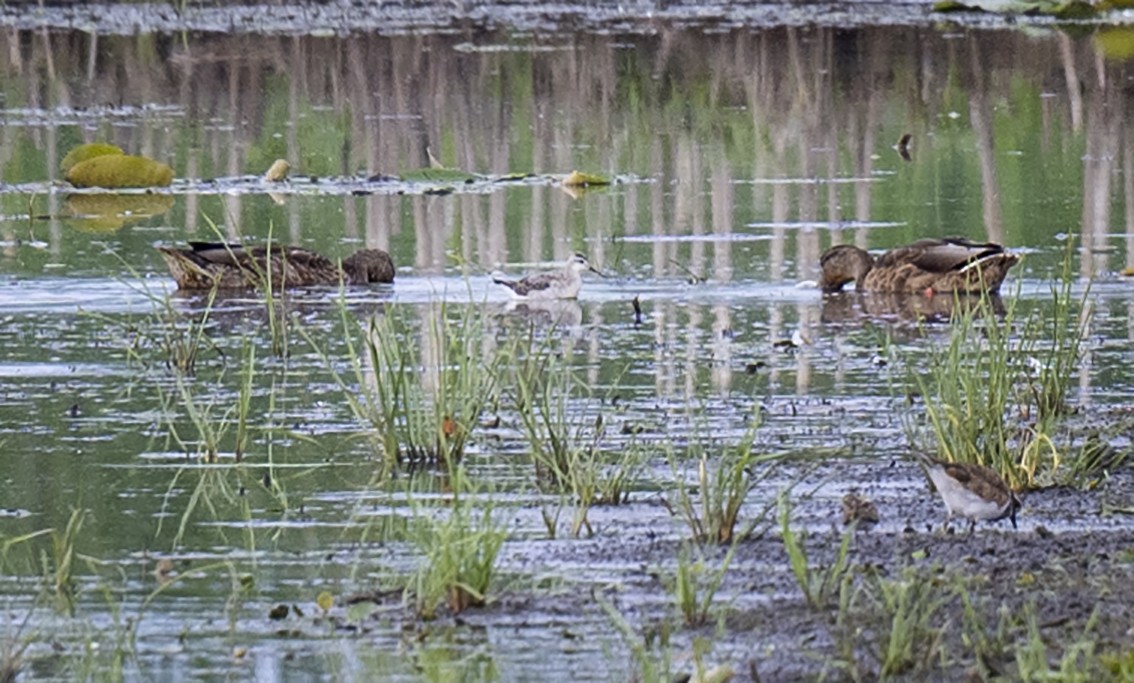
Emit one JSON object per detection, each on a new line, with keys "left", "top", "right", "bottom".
{"left": 562, "top": 170, "right": 611, "bottom": 187}
{"left": 66, "top": 154, "right": 174, "bottom": 188}
{"left": 60, "top": 143, "right": 124, "bottom": 174}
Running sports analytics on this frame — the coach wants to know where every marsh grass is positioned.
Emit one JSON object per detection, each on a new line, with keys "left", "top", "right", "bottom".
{"left": 314, "top": 300, "right": 501, "bottom": 470}
{"left": 868, "top": 570, "right": 947, "bottom": 677}
{"left": 780, "top": 496, "right": 852, "bottom": 610}
{"left": 0, "top": 608, "right": 31, "bottom": 683}
{"left": 44, "top": 509, "right": 87, "bottom": 615}
{"left": 508, "top": 330, "right": 643, "bottom": 537}
{"left": 667, "top": 412, "right": 782, "bottom": 545}
{"left": 159, "top": 339, "right": 259, "bottom": 463}
{"left": 596, "top": 591, "right": 676, "bottom": 683}
{"left": 671, "top": 543, "right": 736, "bottom": 628}
{"left": 406, "top": 468, "right": 507, "bottom": 619}
{"left": 907, "top": 243, "right": 1092, "bottom": 488}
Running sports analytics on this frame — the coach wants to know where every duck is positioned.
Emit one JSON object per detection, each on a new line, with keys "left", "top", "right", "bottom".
{"left": 818, "top": 237, "right": 1019, "bottom": 295}
{"left": 492, "top": 253, "right": 603, "bottom": 300}
{"left": 156, "top": 241, "right": 395, "bottom": 290}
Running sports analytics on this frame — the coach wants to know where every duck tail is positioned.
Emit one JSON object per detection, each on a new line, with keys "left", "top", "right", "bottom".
{"left": 492, "top": 274, "right": 518, "bottom": 293}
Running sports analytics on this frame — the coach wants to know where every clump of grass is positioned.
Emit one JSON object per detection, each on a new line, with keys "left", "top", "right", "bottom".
{"left": 780, "top": 495, "right": 852, "bottom": 610}
{"left": 868, "top": 570, "right": 947, "bottom": 677}
{"left": 671, "top": 544, "right": 736, "bottom": 628}
{"left": 596, "top": 591, "right": 677, "bottom": 682}
{"left": 667, "top": 411, "right": 781, "bottom": 545}
{"left": 1013, "top": 604, "right": 1099, "bottom": 680}
{"left": 906, "top": 240, "right": 1092, "bottom": 489}
{"left": 159, "top": 340, "right": 259, "bottom": 463}
{"left": 318, "top": 301, "right": 501, "bottom": 470}
{"left": 508, "top": 331, "right": 643, "bottom": 537}
{"left": 406, "top": 468, "right": 507, "bottom": 619}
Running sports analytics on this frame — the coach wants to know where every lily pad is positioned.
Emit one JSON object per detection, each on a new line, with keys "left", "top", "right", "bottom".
{"left": 66, "top": 154, "right": 174, "bottom": 188}
{"left": 932, "top": 0, "right": 987, "bottom": 11}
{"left": 60, "top": 143, "right": 124, "bottom": 174}
{"left": 1096, "top": 28, "right": 1134, "bottom": 60}
{"left": 399, "top": 168, "right": 481, "bottom": 183}
{"left": 562, "top": 170, "right": 611, "bottom": 187}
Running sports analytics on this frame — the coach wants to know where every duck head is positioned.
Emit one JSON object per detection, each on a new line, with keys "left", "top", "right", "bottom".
{"left": 342, "top": 249, "right": 396, "bottom": 284}
{"left": 819, "top": 245, "right": 874, "bottom": 293}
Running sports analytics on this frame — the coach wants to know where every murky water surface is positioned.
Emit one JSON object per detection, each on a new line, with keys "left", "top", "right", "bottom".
{"left": 2, "top": 6, "right": 1134, "bottom": 681}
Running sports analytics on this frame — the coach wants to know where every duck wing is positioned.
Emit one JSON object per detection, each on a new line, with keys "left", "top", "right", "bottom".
{"left": 879, "top": 237, "right": 1007, "bottom": 274}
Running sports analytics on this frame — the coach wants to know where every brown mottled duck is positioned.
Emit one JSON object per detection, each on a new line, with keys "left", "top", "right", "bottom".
{"left": 819, "top": 237, "right": 1019, "bottom": 295}
{"left": 156, "top": 242, "right": 395, "bottom": 290}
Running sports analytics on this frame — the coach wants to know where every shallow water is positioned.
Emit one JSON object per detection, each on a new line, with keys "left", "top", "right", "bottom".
{"left": 1, "top": 7, "right": 1134, "bottom": 682}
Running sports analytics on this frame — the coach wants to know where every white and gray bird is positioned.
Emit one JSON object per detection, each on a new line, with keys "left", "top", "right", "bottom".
{"left": 492, "top": 253, "right": 603, "bottom": 300}
{"left": 915, "top": 453, "right": 1021, "bottom": 534}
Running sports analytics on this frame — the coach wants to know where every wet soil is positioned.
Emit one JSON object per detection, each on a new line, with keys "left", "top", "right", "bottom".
{"left": 319, "top": 461, "right": 1134, "bottom": 682}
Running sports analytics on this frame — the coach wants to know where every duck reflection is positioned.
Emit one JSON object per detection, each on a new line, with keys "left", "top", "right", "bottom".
{"left": 821, "top": 291, "right": 1007, "bottom": 325}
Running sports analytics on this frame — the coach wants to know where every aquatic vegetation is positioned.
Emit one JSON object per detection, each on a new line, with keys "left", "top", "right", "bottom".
{"left": 905, "top": 241, "right": 1092, "bottom": 489}
{"left": 59, "top": 143, "right": 124, "bottom": 174}
{"left": 780, "top": 497, "right": 853, "bottom": 610}
{"left": 507, "top": 332, "right": 642, "bottom": 537}
{"left": 65, "top": 153, "right": 174, "bottom": 189}
{"left": 667, "top": 411, "right": 781, "bottom": 545}
{"left": 561, "top": 170, "right": 611, "bottom": 187}
{"left": 315, "top": 300, "right": 501, "bottom": 469}
{"left": 671, "top": 543, "right": 736, "bottom": 628}
{"left": 406, "top": 469, "right": 507, "bottom": 619}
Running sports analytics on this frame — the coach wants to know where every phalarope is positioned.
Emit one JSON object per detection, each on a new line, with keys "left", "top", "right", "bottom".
{"left": 492, "top": 253, "right": 603, "bottom": 300}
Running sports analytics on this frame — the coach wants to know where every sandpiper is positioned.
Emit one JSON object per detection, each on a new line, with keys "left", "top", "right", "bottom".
{"left": 915, "top": 453, "right": 1021, "bottom": 534}
{"left": 841, "top": 491, "right": 880, "bottom": 528}
{"left": 492, "top": 253, "right": 603, "bottom": 300}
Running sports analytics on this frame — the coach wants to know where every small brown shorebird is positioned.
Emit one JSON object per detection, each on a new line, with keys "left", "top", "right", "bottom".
{"left": 915, "top": 453, "right": 1021, "bottom": 534}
